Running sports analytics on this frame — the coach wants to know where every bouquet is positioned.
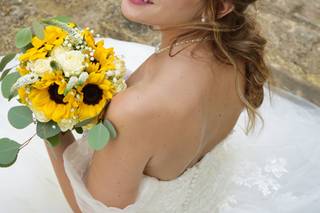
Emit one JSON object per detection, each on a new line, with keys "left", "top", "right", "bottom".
{"left": 0, "top": 16, "right": 127, "bottom": 167}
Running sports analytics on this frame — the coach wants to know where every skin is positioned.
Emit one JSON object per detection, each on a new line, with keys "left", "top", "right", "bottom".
{"left": 46, "top": 0, "right": 245, "bottom": 211}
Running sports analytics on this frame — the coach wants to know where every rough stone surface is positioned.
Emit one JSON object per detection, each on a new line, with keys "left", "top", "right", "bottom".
{"left": 0, "top": 0, "right": 319, "bottom": 105}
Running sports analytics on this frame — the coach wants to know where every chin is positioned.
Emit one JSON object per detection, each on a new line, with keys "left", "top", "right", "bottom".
{"left": 121, "top": 0, "right": 157, "bottom": 26}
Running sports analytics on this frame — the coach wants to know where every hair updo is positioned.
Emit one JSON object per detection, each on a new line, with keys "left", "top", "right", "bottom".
{"left": 152, "top": 0, "right": 273, "bottom": 135}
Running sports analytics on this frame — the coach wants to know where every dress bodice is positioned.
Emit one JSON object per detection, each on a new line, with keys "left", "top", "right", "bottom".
{"left": 63, "top": 129, "right": 236, "bottom": 213}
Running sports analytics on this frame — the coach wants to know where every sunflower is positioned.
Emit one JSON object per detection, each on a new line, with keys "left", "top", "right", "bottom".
{"left": 28, "top": 70, "right": 78, "bottom": 122}
{"left": 17, "top": 66, "right": 30, "bottom": 76}
{"left": 82, "top": 29, "right": 96, "bottom": 49}
{"left": 17, "top": 86, "right": 28, "bottom": 104}
{"left": 93, "top": 40, "right": 116, "bottom": 72}
{"left": 19, "top": 26, "right": 67, "bottom": 62}
{"left": 86, "top": 60, "right": 103, "bottom": 73}
{"left": 77, "top": 71, "right": 115, "bottom": 121}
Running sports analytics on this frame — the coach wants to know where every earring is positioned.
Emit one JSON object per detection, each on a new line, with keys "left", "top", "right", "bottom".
{"left": 201, "top": 12, "right": 206, "bottom": 23}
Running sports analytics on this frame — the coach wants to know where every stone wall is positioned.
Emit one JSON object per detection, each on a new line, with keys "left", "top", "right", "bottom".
{"left": 0, "top": 0, "right": 319, "bottom": 105}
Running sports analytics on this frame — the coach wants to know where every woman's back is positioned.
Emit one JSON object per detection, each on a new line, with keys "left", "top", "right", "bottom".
{"left": 61, "top": 38, "right": 320, "bottom": 213}
{"left": 124, "top": 45, "right": 247, "bottom": 181}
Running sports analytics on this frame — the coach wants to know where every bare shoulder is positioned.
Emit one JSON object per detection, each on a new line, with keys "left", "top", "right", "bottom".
{"left": 84, "top": 86, "right": 178, "bottom": 208}
{"left": 104, "top": 85, "right": 177, "bottom": 150}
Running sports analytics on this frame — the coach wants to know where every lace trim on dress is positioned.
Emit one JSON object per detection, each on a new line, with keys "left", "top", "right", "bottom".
{"left": 232, "top": 157, "right": 289, "bottom": 196}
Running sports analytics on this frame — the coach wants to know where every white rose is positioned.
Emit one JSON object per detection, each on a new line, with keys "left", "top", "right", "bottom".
{"left": 51, "top": 46, "right": 69, "bottom": 58}
{"left": 54, "top": 49, "right": 86, "bottom": 77}
{"left": 27, "top": 57, "right": 53, "bottom": 76}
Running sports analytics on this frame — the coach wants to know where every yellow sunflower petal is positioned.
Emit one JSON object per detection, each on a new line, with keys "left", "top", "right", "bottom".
{"left": 42, "top": 101, "right": 57, "bottom": 119}
{"left": 51, "top": 104, "right": 66, "bottom": 122}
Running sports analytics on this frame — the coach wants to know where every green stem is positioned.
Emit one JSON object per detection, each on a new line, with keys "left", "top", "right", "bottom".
{"left": 18, "top": 132, "right": 37, "bottom": 150}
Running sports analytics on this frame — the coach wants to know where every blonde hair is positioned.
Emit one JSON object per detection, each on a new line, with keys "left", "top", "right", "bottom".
{"left": 150, "top": 0, "right": 274, "bottom": 135}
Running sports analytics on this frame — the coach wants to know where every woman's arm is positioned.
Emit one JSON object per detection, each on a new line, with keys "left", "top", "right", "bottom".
{"left": 44, "top": 130, "right": 82, "bottom": 213}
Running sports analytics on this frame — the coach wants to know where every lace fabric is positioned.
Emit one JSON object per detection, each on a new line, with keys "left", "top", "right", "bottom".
{"left": 61, "top": 38, "right": 320, "bottom": 213}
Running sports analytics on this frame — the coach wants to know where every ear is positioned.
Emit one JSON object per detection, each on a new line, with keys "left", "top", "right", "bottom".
{"left": 216, "top": 0, "right": 235, "bottom": 19}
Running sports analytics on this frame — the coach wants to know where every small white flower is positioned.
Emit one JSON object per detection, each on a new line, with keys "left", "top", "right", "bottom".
{"left": 106, "top": 71, "right": 114, "bottom": 76}
{"left": 27, "top": 58, "right": 53, "bottom": 76}
{"left": 64, "top": 76, "right": 78, "bottom": 95}
{"left": 77, "top": 72, "right": 89, "bottom": 85}
{"left": 10, "top": 73, "right": 39, "bottom": 94}
{"left": 58, "top": 118, "right": 78, "bottom": 132}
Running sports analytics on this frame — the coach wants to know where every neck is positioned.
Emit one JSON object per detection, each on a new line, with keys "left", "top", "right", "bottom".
{"left": 158, "top": 28, "right": 192, "bottom": 49}
{"left": 155, "top": 27, "right": 212, "bottom": 55}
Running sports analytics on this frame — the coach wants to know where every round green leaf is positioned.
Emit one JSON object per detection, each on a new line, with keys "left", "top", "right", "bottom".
{"left": 0, "top": 138, "right": 21, "bottom": 167}
{"left": 52, "top": 16, "right": 71, "bottom": 23}
{"left": 88, "top": 123, "right": 110, "bottom": 150}
{"left": 36, "top": 121, "right": 61, "bottom": 139}
{"left": 15, "top": 27, "right": 32, "bottom": 49}
{"left": 1, "top": 71, "right": 20, "bottom": 99}
{"left": 0, "top": 53, "right": 16, "bottom": 72}
{"left": 32, "top": 21, "right": 45, "bottom": 39}
{"left": 0, "top": 68, "right": 12, "bottom": 81}
{"left": 20, "top": 43, "right": 34, "bottom": 53}
{"left": 8, "top": 106, "right": 33, "bottom": 129}
{"left": 75, "top": 127, "right": 83, "bottom": 134}
{"left": 46, "top": 134, "right": 60, "bottom": 147}
{"left": 103, "top": 118, "right": 117, "bottom": 139}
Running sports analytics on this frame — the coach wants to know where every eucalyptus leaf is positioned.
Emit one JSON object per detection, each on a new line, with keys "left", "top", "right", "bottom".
{"left": 15, "top": 27, "right": 33, "bottom": 49}
{"left": 75, "top": 127, "right": 83, "bottom": 134}
{"left": 103, "top": 118, "right": 117, "bottom": 139}
{"left": 0, "top": 68, "right": 12, "bottom": 81}
{"left": 46, "top": 134, "right": 60, "bottom": 147}
{"left": 1, "top": 71, "right": 20, "bottom": 99}
{"left": 8, "top": 90, "right": 18, "bottom": 101}
{"left": 0, "top": 138, "right": 21, "bottom": 167}
{"left": 0, "top": 53, "right": 16, "bottom": 72}
{"left": 50, "top": 60, "right": 59, "bottom": 70}
{"left": 36, "top": 121, "right": 61, "bottom": 139}
{"left": 32, "top": 21, "right": 45, "bottom": 39}
{"left": 8, "top": 106, "right": 33, "bottom": 129}
{"left": 20, "top": 43, "right": 34, "bottom": 53}
{"left": 52, "top": 16, "right": 72, "bottom": 23}
{"left": 88, "top": 123, "right": 110, "bottom": 150}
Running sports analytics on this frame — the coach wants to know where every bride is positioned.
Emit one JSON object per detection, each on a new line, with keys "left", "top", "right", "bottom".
{"left": 1, "top": 0, "right": 320, "bottom": 212}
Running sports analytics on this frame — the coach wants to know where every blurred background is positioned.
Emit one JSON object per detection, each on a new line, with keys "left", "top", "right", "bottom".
{"left": 0, "top": 0, "right": 319, "bottom": 106}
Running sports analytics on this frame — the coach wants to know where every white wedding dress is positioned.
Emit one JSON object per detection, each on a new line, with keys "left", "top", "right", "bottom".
{"left": 0, "top": 38, "right": 320, "bottom": 213}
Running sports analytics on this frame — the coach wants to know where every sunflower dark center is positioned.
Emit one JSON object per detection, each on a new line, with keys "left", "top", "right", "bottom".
{"left": 48, "top": 83, "right": 66, "bottom": 104}
{"left": 82, "top": 84, "right": 103, "bottom": 105}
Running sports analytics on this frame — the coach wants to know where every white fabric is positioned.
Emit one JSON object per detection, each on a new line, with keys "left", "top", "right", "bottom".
{"left": 0, "top": 37, "right": 320, "bottom": 213}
